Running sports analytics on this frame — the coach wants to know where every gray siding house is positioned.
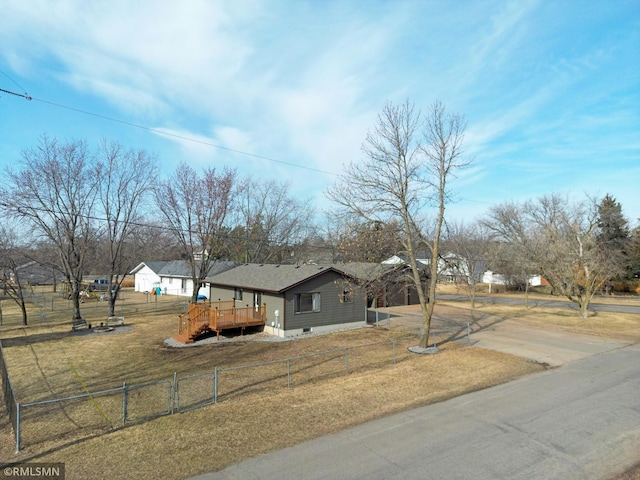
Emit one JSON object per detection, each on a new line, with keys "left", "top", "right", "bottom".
{"left": 207, "top": 263, "right": 381, "bottom": 338}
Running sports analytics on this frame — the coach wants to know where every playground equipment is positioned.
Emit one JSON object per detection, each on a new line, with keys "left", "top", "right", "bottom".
{"left": 173, "top": 299, "right": 266, "bottom": 344}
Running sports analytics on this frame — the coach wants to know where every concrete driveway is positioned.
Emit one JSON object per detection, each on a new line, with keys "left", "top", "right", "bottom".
{"left": 375, "top": 304, "right": 633, "bottom": 367}
{"left": 469, "top": 319, "right": 631, "bottom": 366}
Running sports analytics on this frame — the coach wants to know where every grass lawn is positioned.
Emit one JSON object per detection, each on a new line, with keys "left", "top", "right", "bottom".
{"left": 0, "top": 287, "right": 639, "bottom": 479}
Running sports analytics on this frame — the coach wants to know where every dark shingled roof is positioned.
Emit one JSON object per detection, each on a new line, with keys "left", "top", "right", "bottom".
{"left": 206, "top": 263, "right": 388, "bottom": 294}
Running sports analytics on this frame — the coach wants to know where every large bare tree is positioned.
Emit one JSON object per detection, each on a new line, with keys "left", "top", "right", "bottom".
{"left": 0, "top": 136, "right": 100, "bottom": 324}
{"left": 485, "top": 194, "right": 623, "bottom": 317}
{"left": 155, "top": 162, "right": 236, "bottom": 303}
{"left": 233, "top": 178, "right": 313, "bottom": 264}
{"left": 97, "top": 141, "right": 157, "bottom": 316}
{"left": 327, "top": 100, "right": 470, "bottom": 348}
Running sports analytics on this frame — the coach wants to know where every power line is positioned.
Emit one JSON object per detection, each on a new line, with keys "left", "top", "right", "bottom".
{"left": 2, "top": 71, "right": 492, "bottom": 208}
{"left": 0, "top": 69, "right": 30, "bottom": 96}
{"left": 1, "top": 66, "right": 336, "bottom": 176}
{"left": 23, "top": 95, "right": 338, "bottom": 176}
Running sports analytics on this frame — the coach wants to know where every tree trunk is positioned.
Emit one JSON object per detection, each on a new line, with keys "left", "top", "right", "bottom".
{"left": 71, "top": 283, "right": 83, "bottom": 322}
{"left": 109, "top": 294, "right": 116, "bottom": 317}
{"left": 20, "top": 300, "right": 28, "bottom": 326}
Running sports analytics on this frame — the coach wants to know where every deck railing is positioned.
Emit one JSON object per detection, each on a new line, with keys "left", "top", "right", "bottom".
{"left": 177, "top": 300, "right": 266, "bottom": 341}
{"left": 213, "top": 304, "right": 267, "bottom": 330}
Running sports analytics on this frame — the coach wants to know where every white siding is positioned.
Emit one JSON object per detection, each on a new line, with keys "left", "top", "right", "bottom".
{"left": 134, "top": 266, "right": 161, "bottom": 292}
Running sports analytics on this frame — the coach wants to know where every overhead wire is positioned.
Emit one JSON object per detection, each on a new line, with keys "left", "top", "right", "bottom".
{"left": 1, "top": 70, "right": 492, "bottom": 207}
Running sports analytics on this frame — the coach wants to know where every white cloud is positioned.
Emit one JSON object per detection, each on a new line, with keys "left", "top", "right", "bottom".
{"left": 1, "top": 0, "right": 637, "bottom": 223}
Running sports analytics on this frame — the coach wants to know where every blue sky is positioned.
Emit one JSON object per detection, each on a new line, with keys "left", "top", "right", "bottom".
{"left": 1, "top": 0, "right": 638, "bottom": 226}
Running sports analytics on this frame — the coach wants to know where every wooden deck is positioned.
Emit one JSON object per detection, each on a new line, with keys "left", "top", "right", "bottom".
{"left": 173, "top": 299, "right": 267, "bottom": 344}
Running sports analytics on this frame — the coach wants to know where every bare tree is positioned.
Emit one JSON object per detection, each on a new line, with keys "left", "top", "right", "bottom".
{"left": 234, "top": 178, "right": 313, "bottom": 264}
{"left": 330, "top": 217, "right": 404, "bottom": 263}
{"left": 127, "top": 219, "right": 183, "bottom": 262}
{"left": 327, "top": 100, "right": 470, "bottom": 348}
{"left": 0, "top": 136, "right": 100, "bottom": 324}
{"left": 485, "top": 194, "right": 622, "bottom": 317}
{"left": 0, "top": 226, "right": 28, "bottom": 325}
{"left": 97, "top": 141, "right": 157, "bottom": 316}
{"left": 155, "top": 162, "right": 236, "bottom": 303}
{"left": 444, "top": 221, "right": 492, "bottom": 308}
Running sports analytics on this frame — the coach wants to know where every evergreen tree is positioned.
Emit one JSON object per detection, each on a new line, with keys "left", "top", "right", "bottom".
{"left": 597, "top": 194, "right": 630, "bottom": 266}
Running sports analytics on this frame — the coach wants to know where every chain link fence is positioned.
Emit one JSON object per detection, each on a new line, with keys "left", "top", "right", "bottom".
{"left": 2, "top": 335, "right": 417, "bottom": 452}
{"left": 0, "top": 341, "right": 19, "bottom": 443}
{"left": 0, "top": 288, "right": 189, "bottom": 327}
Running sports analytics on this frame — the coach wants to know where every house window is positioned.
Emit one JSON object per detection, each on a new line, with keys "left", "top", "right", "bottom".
{"left": 234, "top": 288, "right": 243, "bottom": 301}
{"left": 294, "top": 292, "right": 321, "bottom": 313}
{"left": 340, "top": 289, "right": 353, "bottom": 303}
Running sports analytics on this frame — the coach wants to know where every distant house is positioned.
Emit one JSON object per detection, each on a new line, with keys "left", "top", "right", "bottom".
{"left": 481, "top": 270, "right": 547, "bottom": 289}
{"left": 206, "top": 263, "right": 382, "bottom": 338}
{"left": 130, "top": 260, "right": 237, "bottom": 297}
{"left": 437, "top": 252, "right": 486, "bottom": 285}
{"left": 9, "top": 260, "right": 64, "bottom": 286}
{"left": 378, "top": 254, "right": 431, "bottom": 307}
{"left": 382, "top": 254, "right": 431, "bottom": 268}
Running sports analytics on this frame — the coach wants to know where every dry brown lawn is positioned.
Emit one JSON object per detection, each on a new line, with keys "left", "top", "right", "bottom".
{"left": 433, "top": 298, "right": 640, "bottom": 344}
{"left": 0, "top": 287, "right": 638, "bottom": 479}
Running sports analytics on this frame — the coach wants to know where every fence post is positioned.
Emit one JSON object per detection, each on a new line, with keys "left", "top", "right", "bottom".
{"left": 172, "top": 372, "right": 178, "bottom": 414}
{"left": 213, "top": 368, "right": 218, "bottom": 404}
{"left": 122, "top": 382, "right": 128, "bottom": 426}
{"left": 344, "top": 348, "right": 349, "bottom": 375}
{"left": 392, "top": 339, "right": 397, "bottom": 364}
{"left": 467, "top": 322, "right": 471, "bottom": 344}
{"left": 15, "top": 402, "right": 20, "bottom": 453}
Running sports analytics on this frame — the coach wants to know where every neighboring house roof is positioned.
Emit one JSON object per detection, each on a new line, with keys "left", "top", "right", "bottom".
{"left": 381, "top": 254, "right": 430, "bottom": 268}
{"left": 207, "top": 262, "right": 384, "bottom": 294}
{"left": 10, "top": 260, "right": 64, "bottom": 285}
{"left": 130, "top": 261, "right": 167, "bottom": 275}
{"left": 382, "top": 254, "right": 430, "bottom": 270}
{"left": 130, "top": 260, "right": 238, "bottom": 278}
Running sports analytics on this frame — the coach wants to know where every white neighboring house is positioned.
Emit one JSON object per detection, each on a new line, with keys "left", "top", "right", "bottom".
{"left": 130, "top": 260, "right": 237, "bottom": 298}
{"left": 481, "top": 270, "right": 507, "bottom": 286}
{"left": 481, "top": 270, "right": 545, "bottom": 288}
{"left": 382, "top": 254, "right": 431, "bottom": 268}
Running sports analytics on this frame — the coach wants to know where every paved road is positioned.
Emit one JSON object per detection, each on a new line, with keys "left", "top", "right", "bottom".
{"left": 194, "top": 344, "right": 640, "bottom": 480}
{"left": 437, "top": 294, "right": 640, "bottom": 314}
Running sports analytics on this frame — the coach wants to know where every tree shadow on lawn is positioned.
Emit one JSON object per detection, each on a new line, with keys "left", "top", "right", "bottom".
{"left": 1, "top": 325, "right": 134, "bottom": 348}
{"left": 379, "top": 304, "right": 515, "bottom": 347}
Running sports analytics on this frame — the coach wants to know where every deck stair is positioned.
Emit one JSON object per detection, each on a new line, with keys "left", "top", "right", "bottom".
{"left": 173, "top": 299, "right": 267, "bottom": 344}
